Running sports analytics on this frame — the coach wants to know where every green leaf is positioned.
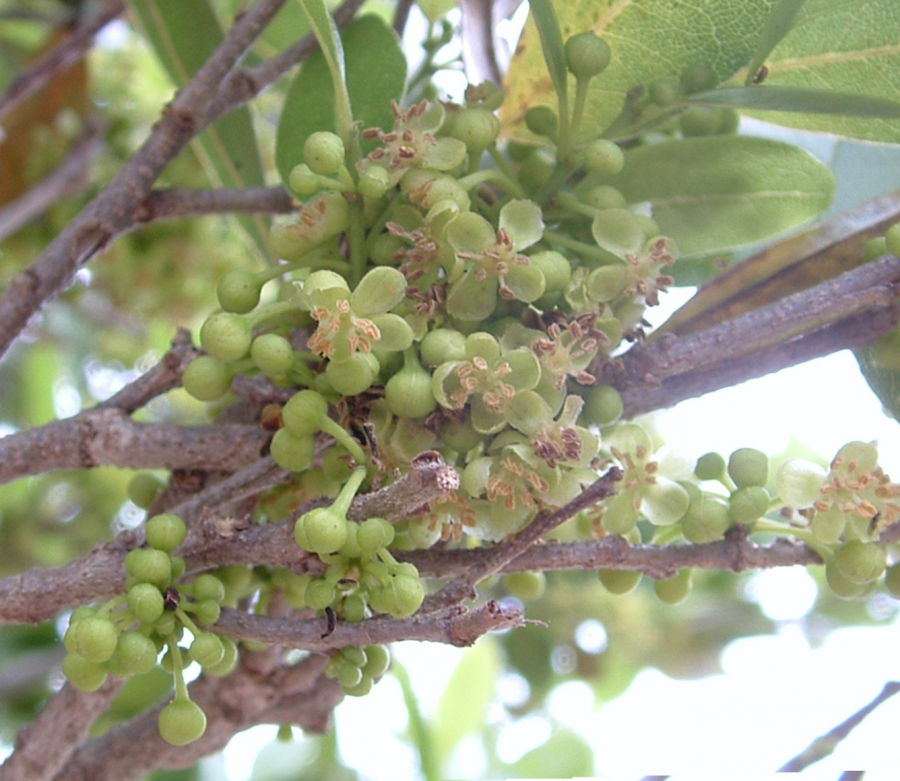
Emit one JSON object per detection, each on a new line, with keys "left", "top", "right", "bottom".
{"left": 296, "top": 0, "right": 353, "bottom": 146}
{"left": 130, "top": 0, "right": 268, "bottom": 260}
{"left": 502, "top": 0, "right": 774, "bottom": 143}
{"left": 745, "top": 0, "right": 808, "bottom": 84}
{"left": 690, "top": 86, "right": 900, "bottom": 118}
{"left": 602, "top": 135, "right": 835, "bottom": 256}
{"left": 275, "top": 15, "right": 406, "bottom": 186}
{"left": 433, "top": 638, "right": 501, "bottom": 768}
{"left": 856, "top": 335, "right": 900, "bottom": 423}
{"left": 528, "top": 0, "right": 569, "bottom": 111}
{"left": 508, "top": 729, "right": 595, "bottom": 777}
{"left": 746, "top": 0, "right": 900, "bottom": 142}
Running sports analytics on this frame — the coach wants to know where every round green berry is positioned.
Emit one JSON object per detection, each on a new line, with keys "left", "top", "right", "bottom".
{"left": 445, "top": 107, "right": 500, "bottom": 155}
{"left": 524, "top": 105, "right": 558, "bottom": 138}
{"left": 325, "top": 352, "right": 380, "bottom": 396}
{"left": 727, "top": 486, "right": 770, "bottom": 525}
{"left": 158, "top": 700, "right": 207, "bottom": 746}
{"left": 694, "top": 452, "right": 725, "bottom": 481}
{"left": 583, "top": 185, "right": 627, "bottom": 210}
{"left": 564, "top": 32, "right": 611, "bottom": 79}
{"left": 885, "top": 223, "right": 900, "bottom": 258}
{"left": 190, "top": 632, "right": 225, "bottom": 668}
{"left": 128, "top": 583, "right": 165, "bottom": 624}
{"left": 357, "top": 517, "right": 395, "bottom": 551}
{"left": 125, "top": 548, "right": 172, "bottom": 590}
{"left": 295, "top": 508, "right": 349, "bottom": 554}
{"left": 304, "top": 578, "right": 336, "bottom": 610}
{"left": 194, "top": 599, "right": 222, "bottom": 626}
{"left": 681, "top": 495, "right": 730, "bottom": 543}
{"left": 385, "top": 362, "right": 436, "bottom": 419}
{"left": 598, "top": 568, "right": 642, "bottom": 595}
{"left": 825, "top": 559, "right": 874, "bottom": 599}
{"left": 654, "top": 569, "right": 692, "bottom": 605}
{"left": 289, "top": 163, "right": 321, "bottom": 197}
{"left": 200, "top": 312, "right": 251, "bottom": 363}
{"left": 127, "top": 473, "right": 165, "bottom": 510}
{"left": 191, "top": 574, "right": 226, "bottom": 603}
{"left": 863, "top": 236, "right": 888, "bottom": 262}
{"left": 584, "top": 139, "right": 625, "bottom": 176}
{"left": 62, "top": 653, "right": 108, "bottom": 692}
{"left": 727, "top": 448, "right": 768, "bottom": 488}
{"left": 204, "top": 637, "right": 239, "bottom": 678}
{"left": 342, "top": 594, "right": 368, "bottom": 622}
{"left": 649, "top": 78, "right": 681, "bottom": 106}
{"left": 833, "top": 540, "right": 886, "bottom": 584}
{"left": 217, "top": 270, "right": 262, "bottom": 314}
{"left": 75, "top": 616, "right": 119, "bottom": 664}
{"left": 303, "top": 131, "right": 345, "bottom": 176}
{"left": 182, "top": 356, "right": 232, "bottom": 402}
{"left": 251, "top": 333, "right": 295, "bottom": 377}
{"left": 680, "top": 63, "right": 717, "bottom": 94}
{"left": 146, "top": 513, "right": 187, "bottom": 553}
{"left": 679, "top": 106, "right": 723, "bottom": 137}
{"left": 504, "top": 571, "right": 546, "bottom": 601}
{"left": 357, "top": 165, "right": 390, "bottom": 200}
{"left": 343, "top": 675, "right": 374, "bottom": 697}
{"left": 270, "top": 428, "right": 315, "bottom": 473}
{"left": 113, "top": 631, "right": 158, "bottom": 675}
{"left": 362, "top": 645, "right": 390, "bottom": 678}
{"left": 282, "top": 389, "right": 328, "bottom": 437}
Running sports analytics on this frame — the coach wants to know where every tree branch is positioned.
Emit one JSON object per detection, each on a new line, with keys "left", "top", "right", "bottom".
{"left": 0, "top": 679, "right": 124, "bottom": 781}
{"left": 779, "top": 680, "right": 900, "bottom": 772}
{"left": 0, "top": 0, "right": 291, "bottom": 362}
{"left": 133, "top": 186, "right": 295, "bottom": 225}
{"left": 49, "top": 655, "right": 341, "bottom": 781}
{"left": 214, "top": 599, "right": 525, "bottom": 649}
{"left": 605, "top": 255, "right": 900, "bottom": 418}
{"left": 0, "top": 1, "right": 125, "bottom": 124}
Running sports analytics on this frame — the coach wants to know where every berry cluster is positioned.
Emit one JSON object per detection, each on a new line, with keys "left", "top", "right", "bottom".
{"left": 62, "top": 512, "right": 234, "bottom": 746}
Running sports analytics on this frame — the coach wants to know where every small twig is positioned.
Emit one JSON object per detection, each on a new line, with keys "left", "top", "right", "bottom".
{"left": 133, "top": 186, "right": 295, "bottom": 224}
{"left": 0, "top": 120, "right": 104, "bottom": 241}
{"left": 0, "top": 1, "right": 125, "bottom": 123}
{"left": 779, "top": 681, "right": 900, "bottom": 772}
{"left": 425, "top": 468, "right": 623, "bottom": 609}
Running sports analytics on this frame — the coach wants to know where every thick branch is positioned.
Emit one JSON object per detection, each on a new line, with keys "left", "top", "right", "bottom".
{"left": 50, "top": 655, "right": 341, "bottom": 781}
{"left": 605, "top": 255, "right": 900, "bottom": 417}
{"left": 0, "top": 409, "right": 269, "bottom": 484}
{"left": 214, "top": 599, "right": 525, "bottom": 649}
{"left": 0, "top": 679, "right": 124, "bottom": 781}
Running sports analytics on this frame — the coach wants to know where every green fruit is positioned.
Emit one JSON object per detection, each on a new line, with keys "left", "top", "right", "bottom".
{"left": 727, "top": 486, "right": 770, "bottom": 525}
{"left": 128, "top": 583, "right": 165, "bottom": 624}
{"left": 127, "top": 473, "right": 165, "bottom": 510}
{"left": 303, "top": 131, "right": 345, "bottom": 176}
{"left": 282, "top": 390, "right": 328, "bottom": 437}
{"left": 304, "top": 578, "right": 336, "bottom": 610}
{"left": 420, "top": 328, "right": 467, "bottom": 365}
{"left": 581, "top": 385, "right": 623, "bottom": 427}
{"left": 679, "top": 106, "right": 723, "bottom": 137}
{"left": 727, "top": 448, "right": 768, "bottom": 488}
{"left": 694, "top": 452, "right": 726, "bottom": 481}
{"left": 342, "top": 594, "right": 368, "bottom": 622}
{"left": 584, "top": 139, "right": 624, "bottom": 176}
{"left": 145, "top": 513, "right": 187, "bottom": 553}
{"left": 825, "top": 559, "right": 873, "bottom": 599}
{"left": 326, "top": 352, "right": 380, "bottom": 396}
{"left": 564, "top": 32, "right": 611, "bottom": 79}
{"left": 113, "top": 631, "right": 158, "bottom": 675}
{"left": 204, "top": 637, "right": 239, "bottom": 678}
{"left": 200, "top": 312, "right": 251, "bottom": 363}
{"left": 357, "top": 517, "right": 395, "bottom": 551}
{"left": 158, "top": 700, "right": 207, "bottom": 746}
{"left": 833, "top": 540, "right": 886, "bottom": 584}
{"left": 75, "top": 617, "right": 119, "bottom": 664}
{"left": 654, "top": 569, "right": 692, "bottom": 604}
{"left": 217, "top": 270, "right": 262, "bottom": 314}
{"left": 295, "top": 508, "right": 349, "bottom": 554}
{"left": 251, "top": 333, "right": 295, "bottom": 377}
{"left": 598, "top": 569, "right": 642, "bottom": 595}
{"left": 680, "top": 63, "right": 717, "bottom": 93}
{"left": 583, "top": 185, "right": 626, "bottom": 211}
{"left": 648, "top": 78, "right": 681, "bottom": 107}
{"left": 289, "top": 163, "right": 321, "bottom": 197}
{"left": 445, "top": 107, "right": 500, "bottom": 154}
{"left": 504, "top": 571, "right": 546, "bottom": 601}
{"left": 191, "top": 574, "right": 226, "bottom": 603}
{"left": 681, "top": 495, "right": 730, "bottom": 543}
{"left": 361, "top": 645, "right": 391, "bottom": 678}
{"left": 885, "top": 223, "right": 900, "bottom": 257}
{"left": 182, "top": 356, "right": 232, "bottom": 402}
{"left": 385, "top": 360, "right": 436, "bottom": 419}
{"left": 864, "top": 236, "right": 888, "bottom": 262}
{"left": 524, "top": 105, "right": 558, "bottom": 138}
{"left": 194, "top": 600, "right": 222, "bottom": 626}
{"left": 62, "top": 653, "right": 108, "bottom": 692}
{"left": 270, "top": 428, "right": 315, "bottom": 473}
{"left": 125, "top": 548, "right": 172, "bottom": 590}
{"left": 190, "top": 632, "right": 225, "bottom": 668}
{"left": 343, "top": 675, "right": 374, "bottom": 697}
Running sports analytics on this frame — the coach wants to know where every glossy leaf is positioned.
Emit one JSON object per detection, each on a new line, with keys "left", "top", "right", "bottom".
{"left": 296, "top": 0, "right": 353, "bottom": 145}
{"left": 690, "top": 86, "right": 900, "bottom": 117}
{"left": 502, "top": 0, "right": 773, "bottom": 143}
{"left": 746, "top": 0, "right": 900, "bottom": 142}
{"left": 745, "top": 0, "right": 808, "bottom": 83}
{"left": 130, "top": 0, "right": 268, "bottom": 259}
{"left": 275, "top": 15, "right": 405, "bottom": 185}
{"left": 601, "top": 135, "right": 835, "bottom": 256}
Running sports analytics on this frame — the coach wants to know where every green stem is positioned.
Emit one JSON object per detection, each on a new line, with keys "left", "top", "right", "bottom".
{"left": 542, "top": 229, "right": 609, "bottom": 261}
{"left": 331, "top": 466, "right": 369, "bottom": 517}
{"left": 751, "top": 518, "right": 832, "bottom": 560}
{"left": 457, "top": 168, "right": 526, "bottom": 199}
{"left": 348, "top": 198, "right": 368, "bottom": 287}
{"left": 319, "top": 417, "right": 368, "bottom": 466}
{"left": 556, "top": 191, "right": 600, "bottom": 219}
{"left": 246, "top": 300, "right": 303, "bottom": 328}
{"left": 166, "top": 638, "right": 190, "bottom": 701}
{"left": 570, "top": 78, "right": 591, "bottom": 141}
{"left": 174, "top": 607, "right": 200, "bottom": 637}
